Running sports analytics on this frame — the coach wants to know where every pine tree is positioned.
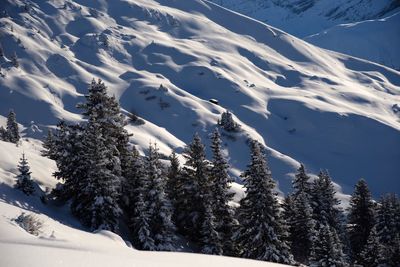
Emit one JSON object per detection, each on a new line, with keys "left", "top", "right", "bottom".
{"left": 374, "top": 194, "right": 400, "bottom": 266}
{"left": 310, "top": 170, "right": 344, "bottom": 233}
{"left": 292, "top": 164, "right": 311, "bottom": 197}
{"left": 15, "top": 153, "right": 35, "bottom": 195}
{"left": 310, "top": 224, "right": 348, "bottom": 267}
{"left": 71, "top": 122, "right": 121, "bottom": 231}
{"left": 283, "top": 165, "right": 316, "bottom": 264}
{"left": 11, "top": 51, "right": 19, "bottom": 68}
{"left": 41, "top": 129, "right": 56, "bottom": 159}
{"left": 0, "top": 126, "right": 6, "bottom": 141}
{"left": 219, "top": 110, "right": 239, "bottom": 132}
{"left": 359, "top": 226, "right": 382, "bottom": 267}
{"left": 347, "top": 179, "right": 375, "bottom": 264}
{"left": 77, "top": 79, "right": 130, "bottom": 185}
{"left": 310, "top": 170, "right": 347, "bottom": 262}
{"left": 209, "top": 128, "right": 235, "bottom": 255}
{"left": 143, "top": 143, "right": 176, "bottom": 251}
{"left": 234, "top": 140, "right": 293, "bottom": 264}
{"left": 291, "top": 192, "right": 316, "bottom": 264}
{"left": 200, "top": 197, "right": 223, "bottom": 255}
{"left": 175, "top": 133, "right": 210, "bottom": 240}
{"left": 51, "top": 122, "right": 85, "bottom": 201}
{"left": 123, "top": 147, "right": 153, "bottom": 249}
{"left": 6, "top": 109, "right": 20, "bottom": 143}
{"left": 166, "top": 151, "right": 180, "bottom": 208}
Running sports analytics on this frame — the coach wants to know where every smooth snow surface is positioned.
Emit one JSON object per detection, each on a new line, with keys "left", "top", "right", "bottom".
{"left": 306, "top": 12, "right": 400, "bottom": 70}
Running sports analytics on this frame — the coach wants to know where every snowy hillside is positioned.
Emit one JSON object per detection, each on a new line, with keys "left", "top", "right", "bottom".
{"left": 1, "top": 0, "right": 400, "bottom": 265}
{"left": 0, "top": 0, "right": 399, "bottom": 197}
{"left": 305, "top": 12, "right": 400, "bottom": 70}
{"left": 210, "top": 0, "right": 400, "bottom": 68}
{"left": 209, "top": 0, "right": 400, "bottom": 37}
{"left": 0, "top": 140, "right": 286, "bottom": 267}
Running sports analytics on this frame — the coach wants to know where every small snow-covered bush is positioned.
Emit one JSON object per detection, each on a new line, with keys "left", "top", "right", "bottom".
{"left": 15, "top": 212, "right": 43, "bottom": 236}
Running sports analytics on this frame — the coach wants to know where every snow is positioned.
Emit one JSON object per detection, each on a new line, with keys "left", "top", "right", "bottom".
{"left": 0, "top": 139, "right": 289, "bottom": 266}
{"left": 0, "top": 0, "right": 399, "bottom": 264}
{"left": 210, "top": 0, "right": 400, "bottom": 68}
{"left": 305, "top": 12, "right": 400, "bottom": 70}
{"left": 0, "top": 0, "right": 399, "bottom": 196}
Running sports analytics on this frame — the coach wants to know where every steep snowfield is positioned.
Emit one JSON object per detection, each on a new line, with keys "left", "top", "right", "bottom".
{"left": 0, "top": 0, "right": 399, "bottom": 197}
{"left": 1, "top": 0, "right": 399, "bottom": 265}
{"left": 210, "top": 0, "right": 399, "bottom": 37}
{"left": 305, "top": 12, "right": 400, "bottom": 70}
{"left": 210, "top": 0, "right": 400, "bottom": 68}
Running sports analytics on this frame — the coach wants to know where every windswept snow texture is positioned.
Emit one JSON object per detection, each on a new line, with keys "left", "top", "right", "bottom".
{"left": 0, "top": 0, "right": 400, "bottom": 199}
{"left": 305, "top": 12, "right": 400, "bottom": 70}
{"left": 210, "top": 0, "right": 400, "bottom": 68}
{"left": 210, "top": 0, "right": 400, "bottom": 37}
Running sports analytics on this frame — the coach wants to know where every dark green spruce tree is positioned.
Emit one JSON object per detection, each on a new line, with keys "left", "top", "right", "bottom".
{"left": 15, "top": 153, "right": 35, "bottom": 195}
{"left": 143, "top": 143, "right": 177, "bottom": 251}
{"left": 285, "top": 164, "right": 316, "bottom": 264}
{"left": 71, "top": 122, "right": 122, "bottom": 231}
{"left": 6, "top": 109, "right": 20, "bottom": 143}
{"left": 347, "top": 179, "right": 375, "bottom": 264}
{"left": 175, "top": 133, "right": 210, "bottom": 240}
{"left": 234, "top": 140, "right": 293, "bottom": 264}
{"left": 209, "top": 128, "right": 235, "bottom": 255}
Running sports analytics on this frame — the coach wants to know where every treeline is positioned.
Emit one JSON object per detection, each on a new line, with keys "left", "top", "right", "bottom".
{"left": 35, "top": 79, "right": 400, "bottom": 266}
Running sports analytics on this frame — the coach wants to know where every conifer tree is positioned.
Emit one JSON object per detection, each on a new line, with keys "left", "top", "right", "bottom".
{"left": 175, "top": 133, "right": 210, "bottom": 240}
{"left": 310, "top": 224, "right": 348, "bottom": 267}
{"left": 310, "top": 170, "right": 344, "bottom": 233}
{"left": 77, "top": 79, "right": 130, "bottom": 181}
{"left": 235, "top": 140, "right": 293, "bottom": 264}
{"left": 41, "top": 129, "right": 56, "bottom": 159}
{"left": 209, "top": 128, "right": 235, "bottom": 255}
{"left": 6, "top": 109, "right": 20, "bottom": 143}
{"left": 166, "top": 151, "right": 180, "bottom": 208}
{"left": 359, "top": 226, "right": 382, "bottom": 267}
{"left": 71, "top": 122, "right": 121, "bottom": 231}
{"left": 143, "top": 143, "right": 176, "bottom": 251}
{"left": 310, "top": 170, "right": 347, "bottom": 262}
{"left": 292, "top": 164, "right": 311, "bottom": 197}
{"left": 347, "top": 179, "right": 375, "bottom": 263}
{"left": 15, "top": 153, "right": 35, "bottom": 195}
{"left": 200, "top": 197, "right": 223, "bottom": 255}
{"left": 374, "top": 194, "right": 400, "bottom": 266}
{"left": 290, "top": 192, "right": 316, "bottom": 264}
{"left": 51, "top": 122, "right": 85, "bottom": 201}
{"left": 0, "top": 126, "right": 6, "bottom": 141}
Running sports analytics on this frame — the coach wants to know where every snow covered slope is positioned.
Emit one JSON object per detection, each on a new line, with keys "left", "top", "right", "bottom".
{"left": 210, "top": 0, "right": 400, "bottom": 37}
{"left": 305, "top": 12, "right": 400, "bottom": 70}
{"left": 210, "top": 0, "right": 400, "bottom": 68}
{"left": 0, "top": 0, "right": 399, "bottom": 198}
{"left": 0, "top": 141, "right": 287, "bottom": 267}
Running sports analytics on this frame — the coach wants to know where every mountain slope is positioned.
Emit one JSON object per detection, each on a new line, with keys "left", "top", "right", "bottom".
{"left": 305, "top": 12, "right": 400, "bottom": 70}
{"left": 0, "top": 0, "right": 399, "bottom": 199}
{"left": 209, "top": 0, "right": 400, "bottom": 37}
{"left": 209, "top": 0, "right": 400, "bottom": 68}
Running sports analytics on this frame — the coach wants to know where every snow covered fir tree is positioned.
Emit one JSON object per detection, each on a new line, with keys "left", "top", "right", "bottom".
{"left": 0, "top": 110, "right": 20, "bottom": 144}
{"left": 15, "top": 153, "right": 35, "bottom": 196}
